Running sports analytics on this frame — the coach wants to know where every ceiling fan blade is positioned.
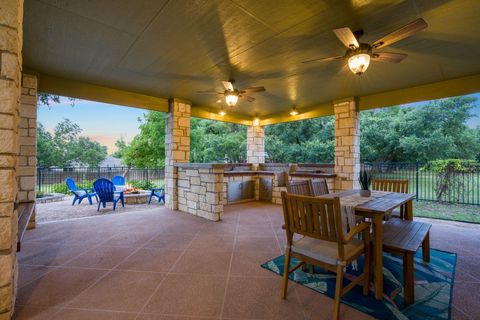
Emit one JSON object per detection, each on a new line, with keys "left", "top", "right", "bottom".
{"left": 372, "top": 18, "right": 428, "bottom": 49}
{"left": 222, "top": 81, "right": 234, "bottom": 91}
{"left": 241, "top": 95, "right": 255, "bottom": 102}
{"left": 333, "top": 27, "right": 359, "bottom": 48}
{"left": 372, "top": 52, "right": 408, "bottom": 63}
{"left": 240, "top": 86, "right": 265, "bottom": 93}
{"left": 302, "top": 55, "right": 344, "bottom": 64}
{"left": 196, "top": 90, "right": 222, "bottom": 94}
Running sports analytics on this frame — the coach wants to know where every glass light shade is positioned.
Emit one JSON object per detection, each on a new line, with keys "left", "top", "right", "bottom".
{"left": 253, "top": 117, "right": 260, "bottom": 126}
{"left": 225, "top": 93, "right": 239, "bottom": 107}
{"left": 290, "top": 107, "right": 299, "bottom": 116}
{"left": 348, "top": 53, "right": 370, "bottom": 75}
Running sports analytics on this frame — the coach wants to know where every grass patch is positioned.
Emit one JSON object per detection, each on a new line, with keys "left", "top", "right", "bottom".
{"left": 414, "top": 200, "right": 480, "bottom": 224}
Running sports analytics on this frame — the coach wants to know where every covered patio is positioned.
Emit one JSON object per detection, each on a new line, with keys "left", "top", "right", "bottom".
{"left": 14, "top": 202, "right": 480, "bottom": 319}
{"left": 1, "top": 0, "right": 480, "bottom": 319}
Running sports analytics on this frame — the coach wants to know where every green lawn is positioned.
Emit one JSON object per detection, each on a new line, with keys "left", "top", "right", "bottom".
{"left": 414, "top": 200, "right": 480, "bottom": 224}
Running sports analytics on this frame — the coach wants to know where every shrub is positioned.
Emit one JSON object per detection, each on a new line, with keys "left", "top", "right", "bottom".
{"left": 127, "top": 180, "right": 154, "bottom": 190}
{"left": 426, "top": 159, "right": 480, "bottom": 203}
{"left": 52, "top": 179, "right": 96, "bottom": 194}
{"left": 36, "top": 191, "right": 44, "bottom": 198}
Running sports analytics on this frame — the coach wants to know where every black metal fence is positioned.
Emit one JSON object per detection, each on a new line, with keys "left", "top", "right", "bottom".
{"left": 364, "top": 162, "right": 480, "bottom": 205}
{"left": 37, "top": 167, "right": 165, "bottom": 194}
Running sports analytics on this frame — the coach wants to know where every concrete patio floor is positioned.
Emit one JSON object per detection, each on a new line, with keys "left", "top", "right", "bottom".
{"left": 15, "top": 202, "right": 479, "bottom": 319}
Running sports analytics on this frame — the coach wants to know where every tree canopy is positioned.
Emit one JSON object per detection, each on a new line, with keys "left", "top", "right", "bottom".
{"left": 110, "top": 96, "right": 479, "bottom": 167}
{"left": 37, "top": 119, "right": 107, "bottom": 167}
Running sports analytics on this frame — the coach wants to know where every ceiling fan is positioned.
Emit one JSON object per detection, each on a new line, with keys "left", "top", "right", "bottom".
{"left": 303, "top": 18, "right": 428, "bottom": 75}
{"left": 196, "top": 80, "right": 266, "bottom": 108}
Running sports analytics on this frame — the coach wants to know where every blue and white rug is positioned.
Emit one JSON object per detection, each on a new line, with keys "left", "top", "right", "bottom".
{"left": 261, "top": 249, "right": 456, "bottom": 319}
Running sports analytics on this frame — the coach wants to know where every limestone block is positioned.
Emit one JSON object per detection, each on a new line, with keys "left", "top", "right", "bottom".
{"left": 0, "top": 217, "right": 12, "bottom": 250}
{"left": 0, "top": 170, "right": 16, "bottom": 202}
{"left": 0, "top": 156, "right": 15, "bottom": 168}
{"left": 191, "top": 185, "right": 206, "bottom": 195}
{"left": 0, "top": 53, "right": 18, "bottom": 80}
{"left": 19, "top": 176, "right": 35, "bottom": 190}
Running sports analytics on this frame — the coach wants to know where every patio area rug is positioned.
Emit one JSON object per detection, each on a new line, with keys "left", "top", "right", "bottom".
{"left": 261, "top": 249, "right": 456, "bottom": 320}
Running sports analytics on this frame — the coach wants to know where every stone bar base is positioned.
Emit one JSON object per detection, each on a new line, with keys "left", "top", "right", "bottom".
{"left": 176, "top": 164, "right": 224, "bottom": 221}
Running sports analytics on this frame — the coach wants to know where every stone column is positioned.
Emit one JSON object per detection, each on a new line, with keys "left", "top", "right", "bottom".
{"left": 246, "top": 125, "right": 265, "bottom": 167}
{"left": 18, "top": 74, "right": 37, "bottom": 229}
{"left": 164, "top": 99, "right": 190, "bottom": 210}
{"left": 0, "top": 0, "right": 23, "bottom": 317}
{"left": 333, "top": 98, "right": 360, "bottom": 191}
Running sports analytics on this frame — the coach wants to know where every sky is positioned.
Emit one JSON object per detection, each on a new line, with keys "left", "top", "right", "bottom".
{"left": 38, "top": 93, "right": 480, "bottom": 154}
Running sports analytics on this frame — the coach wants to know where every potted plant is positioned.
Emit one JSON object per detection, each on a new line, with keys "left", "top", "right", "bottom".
{"left": 358, "top": 169, "right": 373, "bottom": 197}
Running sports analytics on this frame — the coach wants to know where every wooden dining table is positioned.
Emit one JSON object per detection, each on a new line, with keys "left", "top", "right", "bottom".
{"left": 317, "top": 189, "right": 416, "bottom": 300}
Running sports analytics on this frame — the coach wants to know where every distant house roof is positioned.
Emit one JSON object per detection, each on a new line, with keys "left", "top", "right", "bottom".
{"left": 99, "top": 156, "right": 122, "bottom": 167}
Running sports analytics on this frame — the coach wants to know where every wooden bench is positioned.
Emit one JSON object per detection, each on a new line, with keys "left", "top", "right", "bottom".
{"left": 17, "top": 201, "right": 35, "bottom": 252}
{"left": 382, "top": 219, "right": 431, "bottom": 305}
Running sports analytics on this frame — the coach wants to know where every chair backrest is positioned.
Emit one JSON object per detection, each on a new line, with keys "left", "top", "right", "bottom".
{"left": 372, "top": 179, "right": 409, "bottom": 193}
{"left": 65, "top": 178, "right": 78, "bottom": 192}
{"left": 281, "top": 191, "right": 345, "bottom": 259}
{"left": 112, "top": 175, "right": 125, "bottom": 186}
{"left": 93, "top": 178, "right": 115, "bottom": 202}
{"left": 310, "top": 179, "right": 329, "bottom": 196}
{"left": 287, "top": 180, "right": 313, "bottom": 196}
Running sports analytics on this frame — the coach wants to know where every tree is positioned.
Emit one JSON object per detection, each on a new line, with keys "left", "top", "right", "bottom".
{"left": 121, "top": 112, "right": 166, "bottom": 167}
{"left": 111, "top": 137, "right": 128, "bottom": 159}
{"left": 36, "top": 119, "right": 107, "bottom": 167}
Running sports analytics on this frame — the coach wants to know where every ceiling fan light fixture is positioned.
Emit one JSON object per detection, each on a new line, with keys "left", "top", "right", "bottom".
{"left": 348, "top": 53, "right": 370, "bottom": 75}
{"left": 219, "top": 108, "right": 227, "bottom": 116}
{"left": 290, "top": 106, "right": 299, "bottom": 116}
{"left": 225, "top": 93, "right": 239, "bottom": 107}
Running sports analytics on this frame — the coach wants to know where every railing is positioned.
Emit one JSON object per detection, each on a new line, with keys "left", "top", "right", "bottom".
{"left": 364, "top": 162, "right": 480, "bottom": 205}
{"left": 37, "top": 167, "right": 165, "bottom": 194}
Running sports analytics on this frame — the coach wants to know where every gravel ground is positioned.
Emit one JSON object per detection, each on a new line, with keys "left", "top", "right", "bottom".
{"left": 36, "top": 196, "right": 164, "bottom": 223}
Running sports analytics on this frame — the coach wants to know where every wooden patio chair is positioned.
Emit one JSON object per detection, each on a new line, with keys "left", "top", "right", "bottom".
{"left": 286, "top": 180, "right": 313, "bottom": 196}
{"left": 372, "top": 179, "right": 409, "bottom": 219}
{"left": 281, "top": 192, "right": 371, "bottom": 320}
{"left": 310, "top": 178, "right": 330, "bottom": 196}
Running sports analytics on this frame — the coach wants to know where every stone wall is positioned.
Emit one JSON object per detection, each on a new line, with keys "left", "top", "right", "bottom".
{"left": 18, "top": 74, "right": 37, "bottom": 229}
{"left": 0, "top": 0, "right": 23, "bottom": 317}
{"left": 164, "top": 99, "right": 190, "bottom": 210}
{"left": 176, "top": 164, "right": 224, "bottom": 221}
{"left": 246, "top": 125, "right": 265, "bottom": 166}
{"left": 333, "top": 99, "right": 360, "bottom": 191}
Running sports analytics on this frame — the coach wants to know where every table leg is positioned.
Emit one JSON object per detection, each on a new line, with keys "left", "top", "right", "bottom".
{"left": 403, "top": 252, "right": 414, "bottom": 304}
{"left": 373, "top": 214, "right": 384, "bottom": 300}
{"left": 405, "top": 200, "right": 414, "bottom": 220}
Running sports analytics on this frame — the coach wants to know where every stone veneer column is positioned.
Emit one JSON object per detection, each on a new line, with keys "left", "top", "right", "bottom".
{"left": 18, "top": 74, "right": 37, "bottom": 229}
{"left": 246, "top": 125, "right": 265, "bottom": 167}
{"left": 0, "top": 0, "right": 23, "bottom": 317}
{"left": 164, "top": 99, "right": 190, "bottom": 210}
{"left": 334, "top": 98, "right": 360, "bottom": 191}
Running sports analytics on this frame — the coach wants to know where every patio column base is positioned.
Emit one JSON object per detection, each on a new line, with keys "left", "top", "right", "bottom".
{"left": 18, "top": 73, "right": 38, "bottom": 229}
{"left": 165, "top": 99, "right": 191, "bottom": 210}
{"left": 0, "top": 0, "right": 23, "bottom": 317}
{"left": 333, "top": 98, "right": 360, "bottom": 191}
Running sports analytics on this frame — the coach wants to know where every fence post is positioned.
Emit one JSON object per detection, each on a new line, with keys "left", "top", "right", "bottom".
{"left": 146, "top": 168, "right": 149, "bottom": 185}
{"left": 37, "top": 167, "right": 42, "bottom": 193}
{"left": 97, "top": 167, "right": 100, "bottom": 179}
{"left": 415, "top": 161, "right": 419, "bottom": 201}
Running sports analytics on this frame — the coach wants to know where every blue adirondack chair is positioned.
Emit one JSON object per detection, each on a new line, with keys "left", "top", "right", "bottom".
{"left": 66, "top": 178, "right": 98, "bottom": 206}
{"left": 112, "top": 175, "right": 125, "bottom": 191}
{"left": 93, "top": 178, "right": 125, "bottom": 211}
{"left": 149, "top": 187, "right": 165, "bottom": 204}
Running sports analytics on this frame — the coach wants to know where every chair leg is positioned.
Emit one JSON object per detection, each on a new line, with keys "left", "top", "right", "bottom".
{"left": 113, "top": 200, "right": 117, "bottom": 211}
{"left": 281, "top": 248, "right": 292, "bottom": 299}
{"left": 87, "top": 195, "right": 93, "bottom": 205}
{"left": 363, "top": 246, "right": 371, "bottom": 296}
{"left": 148, "top": 195, "right": 152, "bottom": 204}
{"left": 72, "top": 196, "right": 77, "bottom": 206}
{"left": 422, "top": 232, "right": 430, "bottom": 263}
{"left": 97, "top": 202, "right": 101, "bottom": 211}
{"left": 333, "top": 264, "right": 344, "bottom": 320}
{"left": 121, "top": 194, "right": 124, "bottom": 207}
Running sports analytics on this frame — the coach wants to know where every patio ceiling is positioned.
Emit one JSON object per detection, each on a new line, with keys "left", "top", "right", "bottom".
{"left": 24, "top": 0, "right": 480, "bottom": 124}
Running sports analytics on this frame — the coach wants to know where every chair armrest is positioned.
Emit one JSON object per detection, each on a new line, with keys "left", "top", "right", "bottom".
{"left": 152, "top": 187, "right": 164, "bottom": 191}
{"left": 342, "top": 222, "right": 370, "bottom": 243}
